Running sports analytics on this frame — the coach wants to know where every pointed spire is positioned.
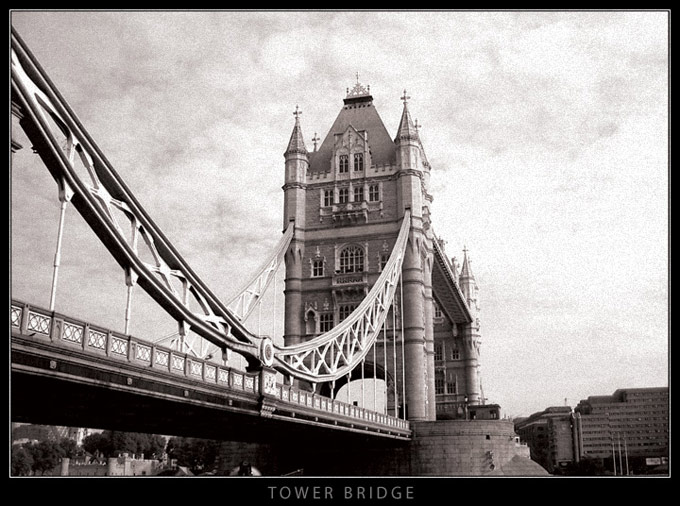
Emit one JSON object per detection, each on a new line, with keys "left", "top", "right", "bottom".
{"left": 459, "top": 245, "right": 475, "bottom": 280}
{"left": 395, "top": 89, "right": 419, "bottom": 143}
{"left": 285, "top": 105, "right": 307, "bottom": 156}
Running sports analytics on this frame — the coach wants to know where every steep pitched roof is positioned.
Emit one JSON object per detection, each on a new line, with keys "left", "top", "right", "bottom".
{"left": 394, "top": 99, "right": 419, "bottom": 143}
{"left": 308, "top": 93, "right": 395, "bottom": 172}
{"left": 285, "top": 108, "right": 308, "bottom": 156}
{"left": 459, "top": 247, "right": 475, "bottom": 280}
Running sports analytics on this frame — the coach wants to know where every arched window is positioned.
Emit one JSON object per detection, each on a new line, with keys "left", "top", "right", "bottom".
{"left": 339, "top": 304, "right": 357, "bottom": 322}
{"left": 312, "top": 259, "right": 324, "bottom": 277}
{"left": 434, "top": 342, "right": 443, "bottom": 362}
{"left": 319, "top": 313, "right": 334, "bottom": 332}
{"left": 433, "top": 300, "right": 443, "bottom": 319}
{"left": 435, "top": 370, "right": 445, "bottom": 395}
{"left": 339, "top": 246, "right": 364, "bottom": 273}
{"left": 368, "top": 184, "right": 380, "bottom": 202}
{"left": 353, "top": 153, "right": 364, "bottom": 171}
{"left": 338, "top": 155, "right": 349, "bottom": 173}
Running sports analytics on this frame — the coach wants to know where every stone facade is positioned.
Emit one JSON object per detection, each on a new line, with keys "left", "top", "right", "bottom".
{"left": 281, "top": 82, "right": 483, "bottom": 422}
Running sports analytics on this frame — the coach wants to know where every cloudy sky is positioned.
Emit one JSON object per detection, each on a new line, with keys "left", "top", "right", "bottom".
{"left": 10, "top": 10, "right": 668, "bottom": 417}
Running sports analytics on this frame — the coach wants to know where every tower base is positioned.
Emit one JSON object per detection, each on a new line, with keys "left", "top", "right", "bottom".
{"left": 217, "top": 420, "right": 548, "bottom": 476}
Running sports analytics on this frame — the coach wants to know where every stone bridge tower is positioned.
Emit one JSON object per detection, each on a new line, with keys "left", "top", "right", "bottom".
{"left": 282, "top": 81, "right": 481, "bottom": 422}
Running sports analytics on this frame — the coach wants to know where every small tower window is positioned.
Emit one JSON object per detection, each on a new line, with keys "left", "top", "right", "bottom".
{"left": 339, "top": 245, "right": 364, "bottom": 273}
{"left": 450, "top": 346, "right": 460, "bottom": 360}
{"left": 434, "top": 300, "right": 443, "bottom": 319}
{"left": 434, "top": 342, "right": 443, "bottom": 362}
{"left": 339, "top": 155, "right": 349, "bottom": 173}
{"left": 379, "top": 253, "right": 389, "bottom": 271}
{"left": 319, "top": 313, "right": 334, "bottom": 333}
{"left": 353, "top": 186, "right": 364, "bottom": 203}
{"left": 435, "top": 370, "right": 445, "bottom": 395}
{"left": 323, "top": 189, "right": 333, "bottom": 207}
{"left": 447, "top": 372, "right": 457, "bottom": 394}
{"left": 368, "top": 184, "right": 380, "bottom": 202}
{"left": 339, "top": 304, "right": 357, "bottom": 322}
{"left": 338, "top": 187, "right": 349, "bottom": 204}
{"left": 353, "top": 153, "right": 364, "bottom": 171}
{"left": 312, "top": 259, "right": 324, "bottom": 278}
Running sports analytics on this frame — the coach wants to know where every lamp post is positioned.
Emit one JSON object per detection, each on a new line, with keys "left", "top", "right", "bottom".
{"left": 464, "top": 395, "right": 469, "bottom": 421}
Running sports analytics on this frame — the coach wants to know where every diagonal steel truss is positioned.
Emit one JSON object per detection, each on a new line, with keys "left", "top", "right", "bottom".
{"left": 152, "top": 224, "right": 293, "bottom": 360}
{"left": 227, "top": 223, "right": 293, "bottom": 322}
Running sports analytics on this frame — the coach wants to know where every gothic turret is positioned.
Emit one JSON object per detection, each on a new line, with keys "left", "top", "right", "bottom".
{"left": 394, "top": 90, "right": 422, "bottom": 174}
{"left": 458, "top": 246, "right": 482, "bottom": 405}
{"left": 459, "top": 247, "right": 479, "bottom": 311}
{"left": 283, "top": 105, "right": 308, "bottom": 228}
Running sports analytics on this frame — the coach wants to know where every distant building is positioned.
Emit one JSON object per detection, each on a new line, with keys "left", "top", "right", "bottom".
{"left": 515, "top": 387, "right": 669, "bottom": 475}
{"left": 12, "top": 423, "right": 93, "bottom": 446}
{"left": 49, "top": 453, "right": 169, "bottom": 477}
{"left": 574, "top": 387, "right": 668, "bottom": 474}
{"left": 514, "top": 406, "right": 577, "bottom": 473}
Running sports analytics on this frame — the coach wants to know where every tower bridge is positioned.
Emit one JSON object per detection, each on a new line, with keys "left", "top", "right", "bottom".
{"left": 10, "top": 27, "right": 544, "bottom": 475}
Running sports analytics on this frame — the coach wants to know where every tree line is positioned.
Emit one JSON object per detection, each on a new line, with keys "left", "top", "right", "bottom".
{"left": 11, "top": 428, "right": 224, "bottom": 476}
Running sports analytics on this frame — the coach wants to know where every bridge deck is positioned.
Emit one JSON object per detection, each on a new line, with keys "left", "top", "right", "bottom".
{"left": 10, "top": 300, "right": 411, "bottom": 442}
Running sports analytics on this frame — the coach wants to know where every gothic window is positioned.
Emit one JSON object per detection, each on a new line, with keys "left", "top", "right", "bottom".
{"left": 434, "top": 342, "right": 443, "bottom": 362}
{"left": 305, "top": 311, "right": 317, "bottom": 335}
{"left": 353, "top": 153, "right": 364, "bottom": 171}
{"left": 368, "top": 184, "right": 380, "bottom": 202}
{"left": 435, "top": 370, "right": 445, "bottom": 395}
{"left": 312, "top": 259, "right": 324, "bottom": 278}
{"left": 447, "top": 372, "right": 457, "bottom": 395}
{"left": 339, "top": 245, "right": 364, "bottom": 273}
{"left": 450, "top": 346, "right": 460, "bottom": 360}
{"left": 433, "top": 300, "right": 443, "bottom": 319}
{"left": 353, "top": 186, "right": 364, "bottom": 203}
{"left": 338, "top": 187, "right": 349, "bottom": 204}
{"left": 324, "top": 189, "right": 333, "bottom": 207}
{"left": 339, "top": 155, "right": 349, "bottom": 173}
{"left": 319, "top": 313, "right": 334, "bottom": 333}
{"left": 379, "top": 253, "right": 389, "bottom": 271}
{"left": 339, "top": 304, "right": 357, "bottom": 322}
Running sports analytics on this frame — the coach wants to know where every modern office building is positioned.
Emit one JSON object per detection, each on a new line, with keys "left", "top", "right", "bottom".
{"left": 515, "top": 387, "right": 669, "bottom": 475}
{"left": 514, "top": 406, "right": 577, "bottom": 473}
{"left": 574, "top": 387, "right": 668, "bottom": 474}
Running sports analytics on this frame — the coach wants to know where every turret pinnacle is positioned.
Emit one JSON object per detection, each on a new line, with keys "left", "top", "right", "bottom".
{"left": 459, "top": 246, "right": 475, "bottom": 280}
{"left": 394, "top": 90, "right": 419, "bottom": 143}
{"left": 285, "top": 105, "right": 307, "bottom": 156}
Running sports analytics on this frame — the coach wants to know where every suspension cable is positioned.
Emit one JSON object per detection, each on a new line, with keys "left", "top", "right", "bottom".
{"left": 383, "top": 317, "right": 388, "bottom": 415}
{"left": 400, "top": 272, "right": 406, "bottom": 420}
{"left": 361, "top": 357, "right": 365, "bottom": 408}
{"left": 392, "top": 293, "right": 397, "bottom": 417}
{"left": 273, "top": 267, "right": 277, "bottom": 339}
{"left": 124, "top": 283, "right": 134, "bottom": 335}
{"left": 49, "top": 199, "right": 68, "bottom": 311}
{"left": 373, "top": 339, "right": 377, "bottom": 411}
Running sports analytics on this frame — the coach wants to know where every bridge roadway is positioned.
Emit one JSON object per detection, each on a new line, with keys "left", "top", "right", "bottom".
{"left": 10, "top": 300, "right": 410, "bottom": 445}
